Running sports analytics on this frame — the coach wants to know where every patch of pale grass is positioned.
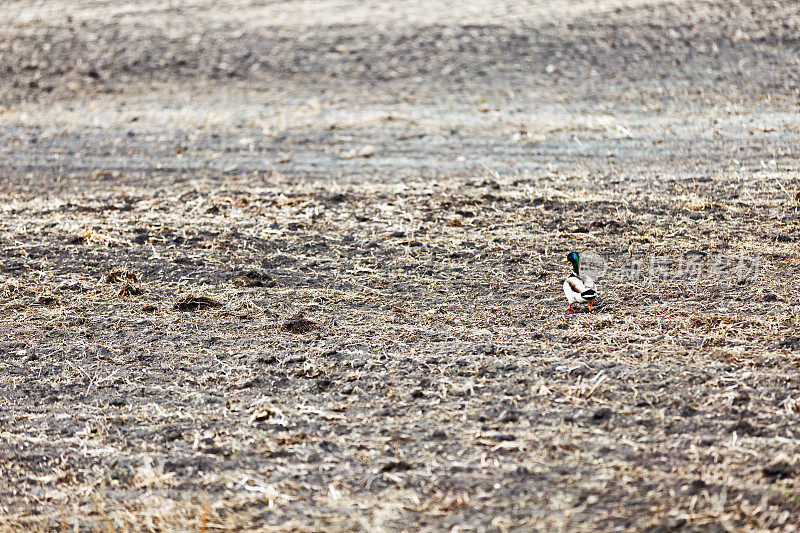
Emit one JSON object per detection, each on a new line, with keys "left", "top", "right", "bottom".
{"left": 682, "top": 194, "right": 713, "bottom": 211}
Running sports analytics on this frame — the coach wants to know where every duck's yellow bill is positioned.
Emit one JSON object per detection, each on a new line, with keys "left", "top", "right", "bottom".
{"left": 561, "top": 258, "right": 567, "bottom": 262}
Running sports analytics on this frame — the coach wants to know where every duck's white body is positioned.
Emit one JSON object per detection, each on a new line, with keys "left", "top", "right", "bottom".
{"left": 563, "top": 252, "right": 598, "bottom": 311}
{"left": 563, "top": 274, "right": 596, "bottom": 305}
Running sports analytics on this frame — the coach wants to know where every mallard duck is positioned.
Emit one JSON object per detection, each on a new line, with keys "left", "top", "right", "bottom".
{"left": 563, "top": 251, "right": 597, "bottom": 312}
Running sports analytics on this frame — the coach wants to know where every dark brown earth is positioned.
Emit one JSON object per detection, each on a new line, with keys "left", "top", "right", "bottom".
{"left": 2, "top": 0, "right": 800, "bottom": 530}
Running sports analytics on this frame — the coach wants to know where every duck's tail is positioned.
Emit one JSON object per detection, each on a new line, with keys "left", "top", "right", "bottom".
{"left": 581, "top": 289, "right": 597, "bottom": 300}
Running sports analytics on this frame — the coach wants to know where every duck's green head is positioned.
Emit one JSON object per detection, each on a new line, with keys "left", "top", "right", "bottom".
{"left": 564, "top": 252, "right": 580, "bottom": 274}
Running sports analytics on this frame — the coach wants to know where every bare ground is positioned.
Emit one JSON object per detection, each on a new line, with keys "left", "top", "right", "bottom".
{"left": 1, "top": 0, "right": 800, "bottom": 531}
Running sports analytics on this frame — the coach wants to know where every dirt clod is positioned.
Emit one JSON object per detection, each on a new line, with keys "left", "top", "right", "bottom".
{"left": 762, "top": 461, "right": 796, "bottom": 479}
{"left": 591, "top": 408, "right": 614, "bottom": 421}
{"left": 232, "top": 270, "right": 275, "bottom": 287}
{"left": 104, "top": 268, "right": 140, "bottom": 284}
{"left": 173, "top": 294, "right": 223, "bottom": 311}
{"left": 281, "top": 313, "right": 320, "bottom": 333}
{"left": 35, "top": 295, "right": 58, "bottom": 306}
{"left": 381, "top": 460, "right": 414, "bottom": 473}
{"left": 118, "top": 283, "right": 143, "bottom": 297}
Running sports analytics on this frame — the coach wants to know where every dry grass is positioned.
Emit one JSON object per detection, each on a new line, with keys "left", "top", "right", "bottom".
{"left": 2, "top": 0, "right": 800, "bottom": 530}
{"left": 2, "top": 168, "right": 799, "bottom": 530}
